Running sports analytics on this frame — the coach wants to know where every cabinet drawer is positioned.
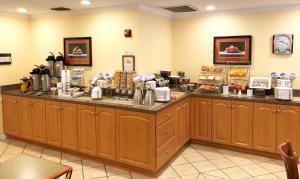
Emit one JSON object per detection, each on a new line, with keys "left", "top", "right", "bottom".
{"left": 156, "top": 105, "right": 176, "bottom": 127}
{"left": 156, "top": 117, "right": 175, "bottom": 148}
{"left": 156, "top": 137, "right": 176, "bottom": 169}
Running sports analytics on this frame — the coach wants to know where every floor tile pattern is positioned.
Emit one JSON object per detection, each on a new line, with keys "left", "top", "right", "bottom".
{"left": 0, "top": 139, "right": 290, "bottom": 179}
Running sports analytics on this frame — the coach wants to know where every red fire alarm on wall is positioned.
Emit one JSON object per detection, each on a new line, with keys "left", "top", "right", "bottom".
{"left": 124, "top": 29, "right": 132, "bottom": 38}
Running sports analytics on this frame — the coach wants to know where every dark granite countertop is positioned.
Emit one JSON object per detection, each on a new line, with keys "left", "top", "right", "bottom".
{"left": 1, "top": 89, "right": 189, "bottom": 114}
{"left": 191, "top": 92, "right": 300, "bottom": 106}
{"left": 2, "top": 88, "right": 300, "bottom": 114}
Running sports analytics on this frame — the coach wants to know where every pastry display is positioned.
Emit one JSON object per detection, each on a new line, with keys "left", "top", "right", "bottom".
{"left": 199, "top": 65, "right": 225, "bottom": 94}
{"left": 201, "top": 65, "right": 224, "bottom": 73}
{"left": 228, "top": 69, "right": 248, "bottom": 78}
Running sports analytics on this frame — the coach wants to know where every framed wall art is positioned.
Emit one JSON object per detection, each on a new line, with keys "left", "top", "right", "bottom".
{"left": 0, "top": 53, "right": 12, "bottom": 65}
{"left": 214, "top": 36, "right": 252, "bottom": 65}
{"left": 64, "top": 37, "right": 92, "bottom": 66}
{"left": 122, "top": 55, "right": 135, "bottom": 72}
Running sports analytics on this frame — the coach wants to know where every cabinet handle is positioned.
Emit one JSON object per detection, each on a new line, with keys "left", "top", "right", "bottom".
{"left": 59, "top": 106, "right": 64, "bottom": 110}
{"left": 13, "top": 100, "right": 18, "bottom": 104}
{"left": 272, "top": 109, "right": 277, "bottom": 113}
{"left": 165, "top": 113, "right": 170, "bottom": 118}
{"left": 91, "top": 111, "right": 95, "bottom": 115}
{"left": 165, "top": 151, "right": 169, "bottom": 155}
{"left": 277, "top": 109, "right": 281, "bottom": 113}
{"left": 165, "top": 130, "right": 169, "bottom": 135}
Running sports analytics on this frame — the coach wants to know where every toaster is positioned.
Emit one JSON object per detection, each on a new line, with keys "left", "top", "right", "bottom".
{"left": 274, "top": 87, "right": 293, "bottom": 100}
{"left": 154, "top": 87, "right": 171, "bottom": 102}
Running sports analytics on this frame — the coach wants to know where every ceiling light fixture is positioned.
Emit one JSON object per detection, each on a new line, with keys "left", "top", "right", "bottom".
{"left": 206, "top": 5, "right": 216, "bottom": 11}
{"left": 80, "top": 0, "right": 91, "bottom": 5}
{"left": 17, "top": 7, "right": 27, "bottom": 13}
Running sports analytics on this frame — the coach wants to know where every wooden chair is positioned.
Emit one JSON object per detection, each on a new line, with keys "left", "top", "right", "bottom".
{"left": 279, "top": 140, "right": 299, "bottom": 179}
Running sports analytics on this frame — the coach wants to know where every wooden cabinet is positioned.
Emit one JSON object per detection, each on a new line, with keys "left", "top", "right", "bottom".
{"left": 116, "top": 110, "right": 155, "bottom": 170}
{"left": 96, "top": 107, "right": 116, "bottom": 160}
{"left": 253, "top": 103, "right": 277, "bottom": 153}
{"left": 31, "top": 99, "right": 46, "bottom": 143}
{"left": 193, "top": 98, "right": 212, "bottom": 141}
{"left": 276, "top": 105, "right": 300, "bottom": 154}
{"left": 46, "top": 101, "right": 61, "bottom": 147}
{"left": 19, "top": 97, "right": 32, "bottom": 139}
{"left": 78, "top": 105, "right": 96, "bottom": 155}
{"left": 61, "top": 102, "right": 78, "bottom": 151}
{"left": 176, "top": 99, "right": 190, "bottom": 149}
{"left": 231, "top": 101, "right": 253, "bottom": 149}
{"left": 212, "top": 99, "right": 232, "bottom": 145}
{"left": 2, "top": 95, "right": 19, "bottom": 136}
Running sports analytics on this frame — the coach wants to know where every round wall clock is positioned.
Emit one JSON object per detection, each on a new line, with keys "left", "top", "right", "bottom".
{"left": 273, "top": 34, "right": 294, "bottom": 55}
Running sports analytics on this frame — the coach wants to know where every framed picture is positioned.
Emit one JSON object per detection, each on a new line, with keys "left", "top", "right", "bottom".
{"left": 250, "top": 77, "right": 271, "bottom": 89}
{"left": 214, "top": 36, "right": 252, "bottom": 65}
{"left": 0, "top": 53, "right": 12, "bottom": 65}
{"left": 64, "top": 37, "right": 92, "bottom": 66}
{"left": 122, "top": 55, "right": 135, "bottom": 72}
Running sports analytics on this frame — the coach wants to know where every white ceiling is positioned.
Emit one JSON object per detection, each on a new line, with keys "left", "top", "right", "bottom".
{"left": 1, "top": 0, "right": 300, "bottom": 17}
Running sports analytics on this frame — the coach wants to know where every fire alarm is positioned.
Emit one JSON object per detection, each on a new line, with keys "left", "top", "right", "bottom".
{"left": 124, "top": 29, "right": 132, "bottom": 38}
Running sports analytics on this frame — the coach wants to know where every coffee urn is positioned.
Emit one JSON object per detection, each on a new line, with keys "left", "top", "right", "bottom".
{"left": 55, "top": 52, "right": 64, "bottom": 77}
{"left": 40, "top": 66, "right": 51, "bottom": 92}
{"left": 30, "top": 67, "right": 41, "bottom": 91}
{"left": 46, "top": 52, "right": 55, "bottom": 76}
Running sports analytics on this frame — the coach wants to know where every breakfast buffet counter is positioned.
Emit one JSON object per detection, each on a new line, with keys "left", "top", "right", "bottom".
{"left": 2, "top": 87, "right": 300, "bottom": 176}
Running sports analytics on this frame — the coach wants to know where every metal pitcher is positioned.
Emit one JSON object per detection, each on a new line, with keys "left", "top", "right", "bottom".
{"left": 133, "top": 88, "right": 143, "bottom": 105}
{"left": 144, "top": 89, "right": 154, "bottom": 107}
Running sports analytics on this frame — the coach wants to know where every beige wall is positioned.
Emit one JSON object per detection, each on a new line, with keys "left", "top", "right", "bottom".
{"left": 30, "top": 10, "right": 173, "bottom": 81}
{"left": 0, "top": 16, "right": 31, "bottom": 85}
{"left": 30, "top": 10, "right": 140, "bottom": 82}
{"left": 138, "top": 11, "right": 173, "bottom": 73}
{"left": 173, "top": 9, "right": 300, "bottom": 88}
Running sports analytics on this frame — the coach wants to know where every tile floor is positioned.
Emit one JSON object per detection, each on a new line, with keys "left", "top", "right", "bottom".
{"left": 0, "top": 139, "right": 291, "bottom": 179}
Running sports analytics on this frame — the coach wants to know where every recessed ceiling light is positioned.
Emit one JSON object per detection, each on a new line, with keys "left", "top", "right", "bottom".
{"left": 206, "top": 5, "right": 216, "bottom": 11}
{"left": 17, "top": 7, "right": 27, "bottom": 13}
{"left": 80, "top": 0, "right": 91, "bottom": 5}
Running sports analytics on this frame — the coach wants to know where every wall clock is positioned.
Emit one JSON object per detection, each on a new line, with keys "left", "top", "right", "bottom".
{"left": 273, "top": 34, "right": 294, "bottom": 55}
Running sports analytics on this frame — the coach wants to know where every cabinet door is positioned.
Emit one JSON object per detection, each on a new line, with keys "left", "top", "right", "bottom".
{"left": 31, "top": 99, "right": 46, "bottom": 143}
{"left": 231, "top": 101, "right": 253, "bottom": 149}
{"left": 46, "top": 101, "right": 61, "bottom": 147}
{"left": 61, "top": 102, "right": 78, "bottom": 151}
{"left": 78, "top": 105, "right": 96, "bottom": 155}
{"left": 2, "top": 95, "right": 19, "bottom": 136}
{"left": 212, "top": 99, "right": 232, "bottom": 145}
{"left": 183, "top": 100, "right": 190, "bottom": 143}
{"left": 19, "top": 97, "right": 32, "bottom": 139}
{"left": 96, "top": 107, "right": 116, "bottom": 160}
{"left": 194, "top": 98, "right": 212, "bottom": 141}
{"left": 116, "top": 110, "right": 155, "bottom": 170}
{"left": 277, "top": 105, "right": 300, "bottom": 154}
{"left": 253, "top": 103, "right": 277, "bottom": 153}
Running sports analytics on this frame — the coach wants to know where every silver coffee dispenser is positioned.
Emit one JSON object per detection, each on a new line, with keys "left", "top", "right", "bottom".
{"left": 55, "top": 52, "right": 64, "bottom": 77}
{"left": 40, "top": 65, "right": 51, "bottom": 92}
{"left": 46, "top": 52, "right": 55, "bottom": 76}
{"left": 30, "top": 67, "right": 41, "bottom": 91}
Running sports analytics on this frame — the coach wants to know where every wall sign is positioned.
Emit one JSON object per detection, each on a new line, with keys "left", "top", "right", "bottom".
{"left": 0, "top": 53, "right": 12, "bottom": 65}
{"left": 122, "top": 55, "right": 135, "bottom": 72}
{"left": 214, "top": 36, "right": 252, "bottom": 65}
{"left": 64, "top": 37, "right": 92, "bottom": 66}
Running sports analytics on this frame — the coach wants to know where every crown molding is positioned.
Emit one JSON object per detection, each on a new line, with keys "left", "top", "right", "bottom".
{"left": 173, "top": 3, "right": 300, "bottom": 19}
{"left": 30, "top": 3, "right": 140, "bottom": 19}
{"left": 138, "top": 4, "right": 173, "bottom": 19}
{"left": 0, "top": 11, "right": 29, "bottom": 19}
